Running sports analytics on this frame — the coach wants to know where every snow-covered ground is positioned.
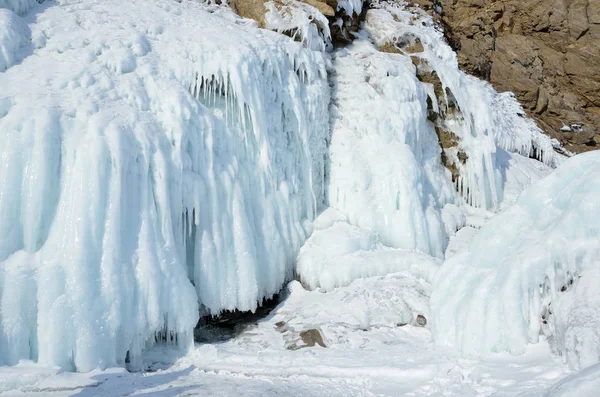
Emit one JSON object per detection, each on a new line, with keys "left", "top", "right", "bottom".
{"left": 0, "top": 277, "right": 576, "bottom": 396}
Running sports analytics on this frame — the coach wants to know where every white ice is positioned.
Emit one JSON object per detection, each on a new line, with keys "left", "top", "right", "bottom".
{"left": 432, "top": 151, "right": 600, "bottom": 369}
{"left": 0, "top": 0, "right": 328, "bottom": 371}
{"left": 265, "top": 0, "right": 332, "bottom": 52}
{"left": 0, "top": 277, "right": 575, "bottom": 396}
{"left": 0, "top": 0, "right": 584, "bottom": 385}
{"left": 296, "top": 209, "right": 440, "bottom": 291}
{"left": 328, "top": 38, "right": 460, "bottom": 258}
{"left": 0, "top": 0, "right": 40, "bottom": 14}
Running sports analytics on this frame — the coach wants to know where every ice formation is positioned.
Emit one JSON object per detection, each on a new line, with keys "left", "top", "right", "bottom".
{"left": 265, "top": 0, "right": 332, "bottom": 52}
{"left": 365, "top": 2, "right": 556, "bottom": 210}
{"left": 0, "top": 8, "right": 30, "bottom": 71}
{"left": 0, "top": 0, "right": 328, "bottom": 371}
{"left": 0, "top": 0, "right": 40, "bottom": 14}
{"left": 282, "top": 276, "right": 432, "bottom": 333}
{"left": 0, "top": 0, "right": 568, "bottom": 374}
{"left": 328, "top": 38, "right": 461, "bottom": 257}
{"left": 296, "top": 209, "right": 440, "bottom": 291}
{"left": 431, "top": 151, "right": 600, "bottom": 369}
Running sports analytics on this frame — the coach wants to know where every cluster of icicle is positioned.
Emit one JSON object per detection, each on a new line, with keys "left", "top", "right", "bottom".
{"left": 0, "top": 0, "right": 329, "bottom": 371}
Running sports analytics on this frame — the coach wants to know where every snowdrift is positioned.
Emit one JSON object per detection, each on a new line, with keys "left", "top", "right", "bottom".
{"left": 0, "top": 0, "right": 328, "bottom": 371}
{"left": 431, "top": 151, "right": 600, "bottom": 369}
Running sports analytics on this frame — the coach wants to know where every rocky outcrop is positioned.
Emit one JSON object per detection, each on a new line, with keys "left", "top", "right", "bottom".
{"left": 421, "top": 0, "right": 600, "bottom": 153}
{"left": 227, "top": 0, "right": 367, "bottom": 44}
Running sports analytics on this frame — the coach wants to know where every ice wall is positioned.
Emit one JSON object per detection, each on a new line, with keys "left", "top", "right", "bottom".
{"left": 431, "top": 151, "right": 600, "bottom": 369}
{"left": 365, "top": 1, "right": 556, "bottom": 210}
{"left": 0, "top": 0, "right": 328, "bottom": 371}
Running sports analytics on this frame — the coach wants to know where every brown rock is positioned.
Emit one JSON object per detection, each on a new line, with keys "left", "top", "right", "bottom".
{"left": 299, "top": 329, "right": 326, "bottom": 347}
{"left": 302, "top": 0, "right": 335, "bottom": 16}
{"left": 229, "top": 0, "right": 268, "bottom": 27}
{"left": 430, "top": 0, "right": 600, "bottom": 153}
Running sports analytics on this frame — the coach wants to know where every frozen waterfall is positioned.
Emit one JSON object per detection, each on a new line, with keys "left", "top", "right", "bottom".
{"left": 0, "top": 0, "right": 559, "bottom": 372}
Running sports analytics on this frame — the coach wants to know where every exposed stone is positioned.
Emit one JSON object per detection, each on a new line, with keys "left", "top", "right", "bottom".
{"left": 415, "top": 314, "right": 428, "bottom": 327}
{"left": 287, "top": 329, "right": 327, "bottom": 349}
{"left": 229, "top": 0, "right": 268, "bottom": 27}
{"left": 414, "top": 0, "right": 600, "bottom": 153}
{"left": 299, "top": 329, "right": 327, "bottom": 347}
{"left": 303, "top": 0, "right": 335, "bottom": 16}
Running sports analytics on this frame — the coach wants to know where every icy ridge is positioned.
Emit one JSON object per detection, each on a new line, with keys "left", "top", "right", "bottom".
{"left": 0, "top": 0, "right": 328, "bottom": 371}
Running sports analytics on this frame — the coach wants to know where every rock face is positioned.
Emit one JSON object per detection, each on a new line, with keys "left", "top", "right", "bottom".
{"left": 425, "top": 0, "right": 600, "bottom": 153}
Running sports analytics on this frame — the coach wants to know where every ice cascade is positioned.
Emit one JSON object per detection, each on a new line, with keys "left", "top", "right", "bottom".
{"left": 0, "top": 0, "right": 328, "bottom": 371}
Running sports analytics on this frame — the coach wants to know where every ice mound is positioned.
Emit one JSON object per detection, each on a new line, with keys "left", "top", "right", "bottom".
{"left": 0, "top": 8, "right": 30, "bottom": 71}
{"left": 0, "top": 0, "right": 328, "bottom": 371}
{"left": 546, "top": 362, "right": 600, "bottom": 397}
{"left": 431, "top": 151, "right": 600, "bottom": 369}
{"left": 282, "top": 277, "right": 431, "bottom": 332}
{"left": 365, "top": 2, "right": 557, "bottom": 210}
{"left": 297, "top": 209, "right": 440, "bottom": 291}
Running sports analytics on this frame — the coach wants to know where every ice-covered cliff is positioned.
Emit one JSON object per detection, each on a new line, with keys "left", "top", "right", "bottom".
{"left": 0, "top": 0, "right": 565, "bottom": 372}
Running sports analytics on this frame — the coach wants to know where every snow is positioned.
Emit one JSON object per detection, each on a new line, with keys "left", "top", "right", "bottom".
{"left": 431, "top": 151, "right": 600, "bottom": 369}
{"left": 0, "top": 8, "right": 30, "bottom": 71}
{"left": 0, "top": 0, "right": 329, "bottom": 371}
{"left": 546, "top": 362, "right": 600, "bottom": 397}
